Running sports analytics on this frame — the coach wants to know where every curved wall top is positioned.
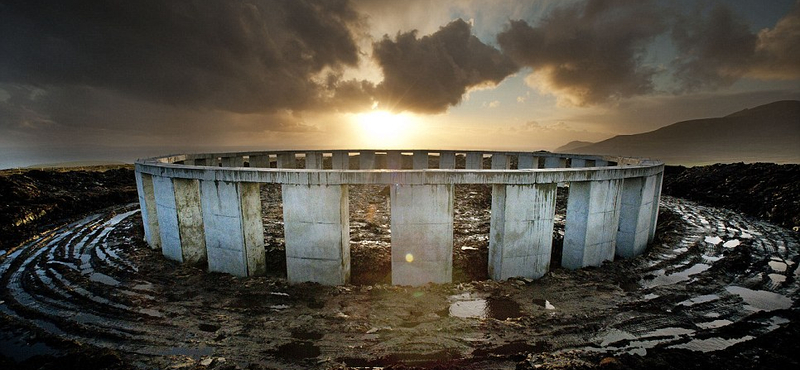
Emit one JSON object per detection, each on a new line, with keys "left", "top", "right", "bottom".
{"left": 134, "top": 149, "right": 664, "bottom": 286}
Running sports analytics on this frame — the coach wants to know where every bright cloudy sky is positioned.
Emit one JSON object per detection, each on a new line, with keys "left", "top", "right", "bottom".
{"left": 1, "top": 0, "right": 799, "bottom": 168}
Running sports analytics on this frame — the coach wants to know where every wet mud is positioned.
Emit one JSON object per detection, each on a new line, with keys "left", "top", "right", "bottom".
{"left": 1, "top": 166, "right": 799, "bottom": 369}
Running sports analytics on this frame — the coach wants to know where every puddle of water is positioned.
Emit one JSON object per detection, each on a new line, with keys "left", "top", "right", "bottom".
{"left": 704, "top": 236, "right": 723, "bottom": 245}
{"left": 768, "top": 273, "right": 787, "bottom": 284}
{"left": 669, "top": 335, "right": 754, "bottom": 352}
{"left": 722, "top": 239, "right": 740, "bottom": 248}
{"left": 768, "top": 259, "right": 788, "bottom": 272}
{"left": 696, "top": 319, "right": 733, "bottom": 329}
{"left": 643, "top": 293, "right": 659, "bottom": 300}
{"left": 164, "top": 346, "right": 214, "bottom": 358}
{"left": 678, "top": 294, "right": 720, "bottom": 307}
{"left": 643, "top": 263, "right": 710, "bottom": 288}
{"left": 89, "top": 272, "right": 120, "bottom": 286}
{"left": 725, "top": 286, "right": 793, "bottom": 312}
{"left": 447, "top": 294, "right": 523, "bottom": 320}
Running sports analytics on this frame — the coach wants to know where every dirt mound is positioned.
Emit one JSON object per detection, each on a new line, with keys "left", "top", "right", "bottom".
{"left": 662, "top": 163, "right": 800, "bottom": 229}
{"left": 0, "top": 166, "right": 137, "bottom": 251}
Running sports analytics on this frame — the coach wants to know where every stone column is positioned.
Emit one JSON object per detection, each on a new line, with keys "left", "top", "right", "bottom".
{"left": 616, "top": 176, "right": 657, "bottom": 258}
{"left": 332, "top": 151, "right": 349, "bottom": 169}
{"left": 277, "top": 153, "right": 296, "bottom": 169}
{"left": 387, "top": 150, "right": 402, "bottom": 169}
{"left": 489, "top": 183, "right": 557, "bottom": 280}
{"left": 359, "top": 151, "right": 376, "bottom": 169}
{"left": 222, "top": 156, "right": 244, "bottom": 167}
{"left": 305, "top": 152, "right": 323, "bottom": 169}
{"left": 135, "top": 171, "right": 160, "bottom": 249}
{"left": 391, "top": 184, "right": 454, "bottom": 286}
{"left": 595, "top": 159, "right": 608, "bottom": 167}
{"left": 172, "top": 178, "right": 207, "bottom": 265}
{"left": 282, "top": 184, "right": 350, "bottom": 285}
{"left": 491, "top": 153, "right": 510, "bottom": 169}
{"left": 518, "top": 154, "right": 537, "bottom": 169}
{"left": 152, "top": 176, "right": 182, "bottom": 262}
{"left": 249, "top": 155, "right": 270, "bottom": 168}
{"left": 413, "top": 151, "right": 428, "bottom": 169}
{"left": 200, "top": 180, "right": 266, "bottom": 277}
{"left": 544, "top": 156, "right": 566, "bottom": 168}
{"left": 439, "top": 151, "right": 455, "bottom": 169}
{"left": 562, "top": 179, "right": 623, "bottom": 269}
{"left": 648, "top": 172, "right": 663, "bottom": 243}
{"left": 466, "top": 152, "right": 483, "bottom": 169}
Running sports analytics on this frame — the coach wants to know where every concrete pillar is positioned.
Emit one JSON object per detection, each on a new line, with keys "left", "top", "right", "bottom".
{"left": 544, "top": 156, "right": 567, "bottom": 168}
{"left": 200, "top": 180, "right": 266, "bottom": 277}
{"left": 489, "top": 183, "right": 557, "bottom": 280}
{"left": 359, "top": 151, "right": 376, "bottom": 169}
{"left": 391, "top": 184, "right": 454, "bottom": 286}
{"left": 616, "top": 176, "right": 656, "bottom": 258}
{"left": 305, "top": 152, "right": 323, "bottom": 169}
{"left": 571, "top": 158, "right": 586, "bottom": 168}
{"left": 491, "top": 153, "right": 510, "bottom": 169}
{"left": 466, "top": 152, "right": 483, "bottom": 169}
{"left": 387, "top": 150, "right": 402, "bottom": 169}
{"left": 152, "top": 176, "right": 183, "bottom": 262}
{"left": 184, "top": 159, "right": 196, "bottom": 166}
{"left": 249, "top": 155, "right": 270, "bottom": 168}
{"left": 135, "top": 172, "right": 160, "bottom": 249}
{"left": 562, "top": 179, "right": 623, "bottom": 269}
{"left": 413, "top": 151, "right": 428, "bottom": 169}
{"left": 332, "top": 151, "right": 349, "bottom": 169}
{"left": 595, "top": 159, "right": 608, "bottom": 167}
{"left": 648, "top": 172, "right": 663, "bottom": 243}
{"left": 277, "top": 153, "right": 296, "bottom": 169}
{"left": 222, "top": 156, "right": 244, "bottom": 167}
{"left": 439, "top": 151, "right": 455, "bottom": 169}
{"left": 518, "top": 154, "right": 536, "bottom": 169}
{"left": 282, "top": 184, "right": 350, "bottom": 285}
{"left": 172, "top": 178, "right": 207, "bottom": 265}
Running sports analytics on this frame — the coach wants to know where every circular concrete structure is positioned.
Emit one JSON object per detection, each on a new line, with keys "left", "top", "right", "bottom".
{"left": 135, "top": 150, "right": 663, "bottom": 286}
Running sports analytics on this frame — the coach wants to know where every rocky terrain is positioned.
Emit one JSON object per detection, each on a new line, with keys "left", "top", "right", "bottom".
{"left": 0, "top": 163, "right": 798, "bottom": 370}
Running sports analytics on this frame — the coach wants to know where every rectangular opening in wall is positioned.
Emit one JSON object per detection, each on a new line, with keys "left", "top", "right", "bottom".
{"left": 452, "top": 184, "right": 491, "bottom": 282}
{"left": 550, "top": 184, "right": 570, "bottom": 269}
{"left": 348, "top": 184, "right": 392, "bottom": 285}
{"left": 260, "top": 183, "right": 286, "bottom": 277}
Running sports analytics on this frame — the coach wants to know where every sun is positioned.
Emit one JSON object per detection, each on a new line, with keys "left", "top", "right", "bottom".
{"left": 354, "top": 110, "right": 416, "bottom": 147}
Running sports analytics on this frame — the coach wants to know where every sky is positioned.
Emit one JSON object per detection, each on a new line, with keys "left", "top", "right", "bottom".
{"left": 1, "top": 0, "right": 799, "bottom": 168}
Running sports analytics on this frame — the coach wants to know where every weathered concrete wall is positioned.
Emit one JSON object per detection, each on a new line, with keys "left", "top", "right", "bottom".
{"left": 283, "top": 184, "right": 350, "bottom": 285}
{"left": 439, "top": 151, "right": 455, "bottom": 169}
{"left": 489, "top": 183, "right": 557, "bottom": 280}
{"left": 391, "top": 184, "right": 454, "bottom": 286}
{"left": 616, "top": 176, "right": 656, "bottom": 258}
{"left": 200, "top": 180, "right": 265, "bottom": 277}
{"left": 173, "top": 178, "right": 207, "bottom": 265}
{"left": 562, "top": 179, "right": 623, "bottom": 269}
{"left": 135, "top": 171, "right": 160, "bottom": 249}
{"left": 466, "top": 152, "right": 483, "bottom": 169}
{"left": 136, "top": 150, "right": 663, "bottom": 285}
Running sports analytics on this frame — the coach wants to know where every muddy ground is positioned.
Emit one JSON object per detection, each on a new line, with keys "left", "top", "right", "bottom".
{"left": 1, "top": 163, "right": 799, "bottom": 369}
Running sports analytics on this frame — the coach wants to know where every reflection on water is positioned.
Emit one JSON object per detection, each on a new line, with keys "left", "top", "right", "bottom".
{"left": 447, "top": 293, "right": 523, "bottom": 319}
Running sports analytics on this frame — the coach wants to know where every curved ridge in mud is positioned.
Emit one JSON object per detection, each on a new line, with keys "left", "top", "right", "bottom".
{"left": 0, "top": 197, "right": 798, "bottom": 369}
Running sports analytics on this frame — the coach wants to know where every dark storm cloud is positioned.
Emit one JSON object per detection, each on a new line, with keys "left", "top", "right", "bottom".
{"left": 497, "top": 0, "right": 665, "bottom": 106}
{"left": 670, "top": 4, "right": 758, "bottom": 92}
{"left": 0, "top": 0, "right": 365, "bottom": 113}
{"left": 372, "top": 19, "right": 517, "bottom": 113}
{"left": 670, "top": 1, "right": 800, "bottom": 91}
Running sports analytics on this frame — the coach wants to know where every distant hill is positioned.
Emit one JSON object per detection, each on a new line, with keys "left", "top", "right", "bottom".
{"left": 555, "top": 140, "right": 595, "bottom": 152}
{"left": 558, "top": 100, "right": 800, "bottom": 165}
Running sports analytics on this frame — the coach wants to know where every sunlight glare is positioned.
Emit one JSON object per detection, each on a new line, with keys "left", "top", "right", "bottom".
{"left": 355, "top": 110, "right": 415, "bottom": 147}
